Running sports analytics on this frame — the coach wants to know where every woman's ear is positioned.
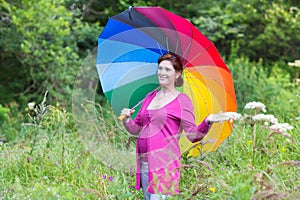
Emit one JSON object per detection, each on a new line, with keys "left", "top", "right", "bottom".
{"left": 176, "top": 71, "right": 182, "bottom": 79}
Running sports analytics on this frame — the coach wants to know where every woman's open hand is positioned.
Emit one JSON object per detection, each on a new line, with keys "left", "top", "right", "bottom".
{"left": 206, "top": 112, "right": 241, "bottom": 124}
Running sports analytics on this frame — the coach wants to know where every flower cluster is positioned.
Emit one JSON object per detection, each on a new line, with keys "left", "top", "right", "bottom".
{"left": 270, "top": 123, "right": 294, "bottom": 133}
{"left": 102, "top": 174, "right": 113, "bottom": 181}
{"left": 244, "top": 101, "right": 267, "bottom": 113}
{"left": 243, "top": 101, "right": 294, "bottom": 134}
{"left": 252, "top": 114, "right": 278, "bottom": 124}
{"left": 102, "top": 165, "right": 114, "bottom": 182}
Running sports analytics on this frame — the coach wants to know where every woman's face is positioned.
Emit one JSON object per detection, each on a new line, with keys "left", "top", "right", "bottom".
{"left": 157, "top": 60, "right": 181, "bottom": 87}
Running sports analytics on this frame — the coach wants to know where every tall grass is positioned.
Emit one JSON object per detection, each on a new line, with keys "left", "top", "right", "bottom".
{"left": 0, "top": 58, "right": 299, "bottom": 199}
{"left": 0, "top": 103, "right": 141, "bottom": 199}
{"left": 1, "top": 101, "right": 298, "bottom": 199}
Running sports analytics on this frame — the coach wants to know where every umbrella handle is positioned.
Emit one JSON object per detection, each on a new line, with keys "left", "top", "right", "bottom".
{"left": 117, "top": 114, "right": 127, "bottom": 121}
{"left": 117, "top": 87, "right": 159, "bottom": 122}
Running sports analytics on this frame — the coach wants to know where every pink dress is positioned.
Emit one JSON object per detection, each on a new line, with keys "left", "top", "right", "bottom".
{"left": 123, "top": 90, "right": 211, "bottom": 195}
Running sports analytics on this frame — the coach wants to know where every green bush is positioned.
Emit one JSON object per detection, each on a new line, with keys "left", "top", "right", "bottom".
{"left": 0, "top": 102, "right": 24, "bottom": 142}
{"left": 0, "top": 104, "right": 9, "bottom": 124}
{"left": 228, "top": 56, "right": 299, "bottom": 121}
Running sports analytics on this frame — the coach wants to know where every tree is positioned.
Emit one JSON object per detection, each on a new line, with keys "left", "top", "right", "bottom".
{"left": 188, "top": 0, "right": 300, "bottom": 67}
{"left": 0, "top": 0, "right": 99, "bottom": 106}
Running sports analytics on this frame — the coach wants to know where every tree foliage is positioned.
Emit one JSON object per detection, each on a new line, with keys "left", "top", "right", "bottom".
{"left": 189, "top": 0, "right": 300, "bottom": 64}
{"left": 0, "top": 0, "right": 99, "bottom": 106}
{"left": 1, "top": 0, "right": 300, "bottom": 107}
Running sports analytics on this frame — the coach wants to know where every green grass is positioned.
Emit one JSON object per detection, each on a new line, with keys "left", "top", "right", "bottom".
{"left": 0, "top": 99, "right": 299, "bottom": 200}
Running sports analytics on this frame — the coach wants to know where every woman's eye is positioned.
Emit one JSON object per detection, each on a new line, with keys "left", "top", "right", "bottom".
{"left": 158, "top": 66, "right": 172, "bottom": 72}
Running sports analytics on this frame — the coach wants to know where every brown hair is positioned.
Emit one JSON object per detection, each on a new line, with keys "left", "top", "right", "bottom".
{"left": 158, "top": 53, "right": 184, "bottom": 87}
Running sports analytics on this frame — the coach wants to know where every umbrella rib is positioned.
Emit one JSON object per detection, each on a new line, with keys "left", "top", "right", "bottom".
{"left": 157, "top": 8, "right": 180, "bottom": 53}
{"left": 188, "top": 44, "right": 214, "bottom": 66}
{"left": 180, "top": 21, "right": 194, "bottom": 64}
{"left": 166, "top": 36, "right": 169, "bottom": 52}
{"left": 175, "top": 38, "right": 179, "bottom": 54}
{"left": 156, "top": 41, "right": 164, "bottom": 55}
{"left": 182, "top": 40, "right": 193, "bottom": 67}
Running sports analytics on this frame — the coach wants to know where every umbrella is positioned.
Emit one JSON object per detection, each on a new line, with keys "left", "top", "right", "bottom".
{"left": 96, "top": 6, "right": 237, "bottom": 156}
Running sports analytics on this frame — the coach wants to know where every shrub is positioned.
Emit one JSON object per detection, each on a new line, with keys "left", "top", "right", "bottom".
{"left": 0, "top": 102, "right": 24, "bottom": 142}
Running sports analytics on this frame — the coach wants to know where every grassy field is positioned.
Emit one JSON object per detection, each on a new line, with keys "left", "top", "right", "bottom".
{"left": 0, "top": 96, "right": 299, "bottom": 199}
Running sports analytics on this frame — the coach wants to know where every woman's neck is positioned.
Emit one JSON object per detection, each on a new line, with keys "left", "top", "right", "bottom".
{"left": 159, "top": 86, "right": 178, "bottom": 95}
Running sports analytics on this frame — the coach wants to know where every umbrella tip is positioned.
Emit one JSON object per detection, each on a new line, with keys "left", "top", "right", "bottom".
{"left": 128, "top": 6, "right": 134, "bottom": 20}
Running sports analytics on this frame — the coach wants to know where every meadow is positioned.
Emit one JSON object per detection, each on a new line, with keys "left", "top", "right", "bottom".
{"left": 0, "top": 58, "right": 299, "bottom": 200}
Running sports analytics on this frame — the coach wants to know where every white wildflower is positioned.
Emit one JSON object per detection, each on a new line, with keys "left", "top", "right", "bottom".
{"left": 252, "top": 114, "right": 278, "bottom": 124}
{"left": 244, "top": 101, "right": 267, "bottom": 112}
{"left": 270, "top": 123, "right": 294, "bottom": 133}
{"left": 264, "top": 121, "right": 269, "bottom": 126}
{"left": 27, "top": 102, "right": 36, "bottom": 110}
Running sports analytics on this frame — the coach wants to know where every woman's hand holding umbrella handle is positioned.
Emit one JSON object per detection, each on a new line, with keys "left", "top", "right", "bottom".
{"left": 118, "top": 114, "right": 128, "bottom": 121}
{"left": 118, "top": 108, "right": 135, "bottom": 122}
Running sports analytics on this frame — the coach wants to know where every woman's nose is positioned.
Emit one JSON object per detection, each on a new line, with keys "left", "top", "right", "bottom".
{"left": 159, "top": 69, "right": 166, "bottom": 74}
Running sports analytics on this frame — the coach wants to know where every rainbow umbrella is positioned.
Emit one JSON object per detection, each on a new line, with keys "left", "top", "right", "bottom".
{"left": 96, "top": 6, "right": 237, "bottom": 156}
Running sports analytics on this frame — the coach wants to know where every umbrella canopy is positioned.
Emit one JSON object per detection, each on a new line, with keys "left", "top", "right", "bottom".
{"left": 96, "top": 6, "right": 237, "bottom": 156}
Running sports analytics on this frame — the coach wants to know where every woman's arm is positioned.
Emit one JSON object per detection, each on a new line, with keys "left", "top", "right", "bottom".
{"left": 181, "top": 109, "right": 212, "bottom": 143}
{"left": 121, "top": 108, "right": 142, "bottom": 135}
{"left": 179, "top": 95, "right": 212, "bottom": 143}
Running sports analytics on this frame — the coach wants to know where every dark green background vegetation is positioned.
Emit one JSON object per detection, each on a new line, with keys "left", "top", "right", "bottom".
{"left": 1, "top": 0, "right": 300, "bottom": 106}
